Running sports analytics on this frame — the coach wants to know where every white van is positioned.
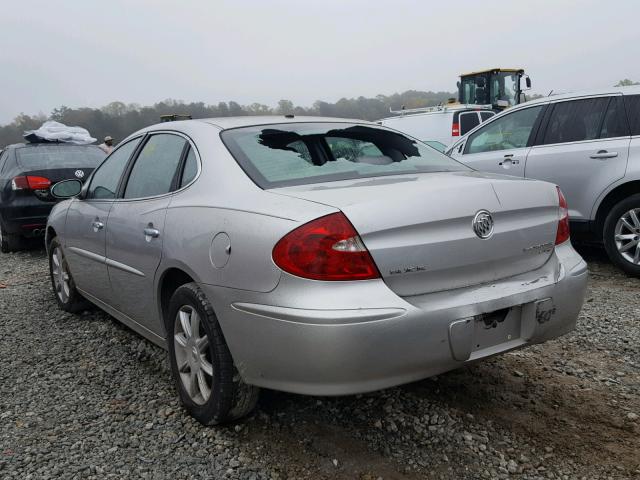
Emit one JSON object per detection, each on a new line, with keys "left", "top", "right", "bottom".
{"left": 378, "top": 104, "right": 495, "bottom": 150}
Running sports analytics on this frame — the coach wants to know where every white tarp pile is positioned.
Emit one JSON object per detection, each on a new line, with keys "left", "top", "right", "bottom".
{"left": 23, "top": 121, "right": 96, "bottom": 145}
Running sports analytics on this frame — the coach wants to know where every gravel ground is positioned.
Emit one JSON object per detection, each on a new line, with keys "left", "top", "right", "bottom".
{"left": 0, "top": 246, "right": 638, "bottom": 479}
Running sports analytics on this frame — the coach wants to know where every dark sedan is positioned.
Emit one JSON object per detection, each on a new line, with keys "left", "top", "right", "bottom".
{"left": 0, "top": 143, "right": 105, "bottom": 252}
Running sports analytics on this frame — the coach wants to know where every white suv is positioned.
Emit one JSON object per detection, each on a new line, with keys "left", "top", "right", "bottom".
{"left": 448, "top": 86, "right": 640, "bottom": 276}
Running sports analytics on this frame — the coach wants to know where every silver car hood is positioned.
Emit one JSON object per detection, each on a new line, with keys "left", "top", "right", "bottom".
{"left": 270, "top": 171, "right": 560, "bottom": 296}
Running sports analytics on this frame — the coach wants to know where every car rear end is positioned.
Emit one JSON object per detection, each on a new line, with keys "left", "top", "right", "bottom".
{"left": 0, "top": 144, "right": 105, "bottom": 239}
{"left": 210, "top": 121, "right": 587, "bottom": 395}
{"left": 379, "top": 107, "right": 495, "bottom": 148}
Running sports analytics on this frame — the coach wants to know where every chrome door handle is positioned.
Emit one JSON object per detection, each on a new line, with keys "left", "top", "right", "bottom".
{"left": 499, "top": 156, "right": 520, "bottom": 166}
{"left": 144, "top": 228, "right": 160, "bottom": 238}
{"left": 590, "top": 150, "right": 618, "bottom": 159}
{"left": 92, "top": 220, "right": 104, "bottom": 232}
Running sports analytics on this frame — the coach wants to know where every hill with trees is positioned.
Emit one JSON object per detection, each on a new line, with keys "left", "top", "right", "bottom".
{"left": 0, "top": 90, "right": 455, "bottom": 147}
{"left": 3, "top": 79, "right": 636, "bottom": 148}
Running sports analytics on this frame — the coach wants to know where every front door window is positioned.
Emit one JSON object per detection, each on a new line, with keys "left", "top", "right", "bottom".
{"left": 465, "top": 106, "right": 543, "bottom": 154}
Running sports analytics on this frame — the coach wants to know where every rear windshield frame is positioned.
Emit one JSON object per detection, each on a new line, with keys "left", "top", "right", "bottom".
{"left": 220, "top": 122, "right": 469, "bottom": 189}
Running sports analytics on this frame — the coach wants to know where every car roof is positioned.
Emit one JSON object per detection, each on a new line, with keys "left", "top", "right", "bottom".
{"left": 519, "top": 85, "right": 640, "bottom": 108}
{"left": 141, "top": 115, "right": 376, "bottom": 133}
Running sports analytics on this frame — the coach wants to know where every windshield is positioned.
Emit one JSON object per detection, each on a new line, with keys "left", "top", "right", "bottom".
{"left": 461, "top": 72, "right": 519, "bottom": 108}
{"left": 490, "top": 72, "right": 518, "bottom": 107}
{"left": 221, "top": 123, "right": 469, "bottom": 188}
{"left": 16, "top": 145, "right": 106, "bottom": 169}
{"left": 461, "top": 77, "right": 488, "bottom": 105}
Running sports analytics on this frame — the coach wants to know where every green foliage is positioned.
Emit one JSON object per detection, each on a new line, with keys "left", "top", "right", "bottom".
{"left": 615, "top": 79, "right": 640, "bottom": 87}
{"left": 0, "top": 90, "right": 455, "bottom": 147}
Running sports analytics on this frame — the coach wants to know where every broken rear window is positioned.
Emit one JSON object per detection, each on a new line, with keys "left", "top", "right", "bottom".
{"left": 221, "top": 123, "right": 468, "bottom": 188}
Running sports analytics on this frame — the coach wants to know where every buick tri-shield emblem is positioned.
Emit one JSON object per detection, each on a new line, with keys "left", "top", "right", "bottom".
{"left": 473, "top": 210, "right": 494, "bottom": 239}
{"left": 74, "top": 170, "right": 85, "bottom": 179}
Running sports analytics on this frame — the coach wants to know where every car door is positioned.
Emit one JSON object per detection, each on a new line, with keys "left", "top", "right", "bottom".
{"left": 624, "top": 93, "right": 640, "bottom": 183}
{"left": 105, "top": 132, "right": 189, "bottom": 335}
{"left": 456, "top": 104, "right": 545, "bottom": 177}
{"left": 525, "top": 95, "right": 630, "bottom": 221}
{"left": 64, "top": 138, "right": 141, "bottom": 302}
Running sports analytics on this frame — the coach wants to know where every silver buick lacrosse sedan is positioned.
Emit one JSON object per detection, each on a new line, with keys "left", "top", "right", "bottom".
{"left": 46, "top": 116, "right": 587, "bottom": 424}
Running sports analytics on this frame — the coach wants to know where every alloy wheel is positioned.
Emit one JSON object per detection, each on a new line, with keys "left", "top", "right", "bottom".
{"left": 173, "top": 305, "right": 213, "bottom": 405}
{"left": 51, "top": 247, "right": 71, "bottom": 303}
{"left": 614, "top": 208, "right": 640, "bottom": 265}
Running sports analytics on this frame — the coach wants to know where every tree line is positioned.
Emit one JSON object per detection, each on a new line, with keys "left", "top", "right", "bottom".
{"left": 0, "top": 90, "right": 456, "bottom": 147}
{"left": 2, "top": 79, "right": 635, "bottom": 148}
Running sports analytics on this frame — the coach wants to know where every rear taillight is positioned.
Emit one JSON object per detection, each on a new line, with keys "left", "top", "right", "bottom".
{"left": 555, "top": 186, "right": 570, "bottom": 245}
{"left": 272, "top": 212, "right": 380, "bottom": 281}
{"left": 11, "top": 176, "right": 52, "bottom": 191}
{"left": 452, "top": 122, "right": 460, "bottom": 136}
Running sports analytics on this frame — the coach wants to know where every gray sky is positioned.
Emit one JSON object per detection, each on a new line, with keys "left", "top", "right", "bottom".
{"left": 1, "top": 0, "right": 639, "bottom": 124}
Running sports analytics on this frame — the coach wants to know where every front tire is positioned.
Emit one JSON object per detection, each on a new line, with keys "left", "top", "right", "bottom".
{"left": 48, "top": 237, "right": 90, "bottom": 312}
{"left": 603, "top": 194, "right": 640, "bottom": 277}
{"left": 166, "top": 283, "right": 259, "bottom": 425}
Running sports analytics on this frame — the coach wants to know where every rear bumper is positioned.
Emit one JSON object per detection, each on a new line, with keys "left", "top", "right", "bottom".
{"left": 202, "top": 242, "right": 587, "bottom": 395}
{"left": 0, "top": 200, "right": 53, "bottom": 236}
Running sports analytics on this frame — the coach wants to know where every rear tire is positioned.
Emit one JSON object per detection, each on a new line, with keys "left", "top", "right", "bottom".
{"left": 0, "top": 220, "right": 22, "bottom": 253}
{"left": 603, "top": 194, "right": 640, "bottom": 277}
{"left": 166, "top": 283, "right": 259, "bottom": 425}
{"left": 48, "top": 237, "right": 91, "bottom": 312}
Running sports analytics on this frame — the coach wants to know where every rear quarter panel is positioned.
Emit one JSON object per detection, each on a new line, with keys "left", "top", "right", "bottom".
{"left": 158, "top": 123, "right": 336, "bottom": 293}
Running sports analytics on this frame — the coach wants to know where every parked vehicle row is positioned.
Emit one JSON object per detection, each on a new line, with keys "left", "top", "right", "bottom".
{"left": 447, "top": 86, "right": 640, "bottom": 275}
{"left": 43, "top": 116, "right": 587, "bottom": 424}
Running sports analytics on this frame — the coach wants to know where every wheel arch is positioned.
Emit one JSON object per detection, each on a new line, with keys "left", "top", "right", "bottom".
{"left": 45, "top": 226, "right": 57, "bottom": 252}
{"left": 594, "top": 180, "right": 640, "bottom": 239}
{"left": 157, "top": 265, "right": 199, "bottom": 338}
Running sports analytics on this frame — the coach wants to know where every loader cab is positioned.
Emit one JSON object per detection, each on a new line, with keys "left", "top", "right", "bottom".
{"left": 458, "top": 69, "right": 531, "bottom": 111}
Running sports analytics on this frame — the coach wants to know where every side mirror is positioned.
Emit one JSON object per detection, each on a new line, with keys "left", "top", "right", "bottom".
{"left": 51, "top": 179, "right": 83, "bottom": 198}
{"left": 522, "top": 75, "right": 532, "bottom": 90}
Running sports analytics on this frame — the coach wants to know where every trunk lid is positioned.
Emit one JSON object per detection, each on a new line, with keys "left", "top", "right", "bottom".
{"left": 271, "top": 171, "right": 560, "bottom": 296}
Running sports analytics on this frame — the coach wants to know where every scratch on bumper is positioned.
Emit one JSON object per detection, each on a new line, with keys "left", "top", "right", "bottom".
{"left": 231, "top": 303, "right": 407, "bottom": 325}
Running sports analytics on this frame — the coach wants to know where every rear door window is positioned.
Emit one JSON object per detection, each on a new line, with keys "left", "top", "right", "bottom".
{"left": 16, "top": 145, "right": 106, "bottom": 169}
{"left": 541, "top": 97, "right": 609, "bottom": 145}
{"left": 123, "top": 134, "right": 186, "bottom": 199}
{"left": 459, "top": 112, "right": 480, "bottom": 136}
{"left": 0, "top": 150, "right": 8, "bottom": 174}
{"left": 599, "top": 97, "right": 629, "bottom": 139}
{"left": 465, "top": 105, "right": 543, "bottom": 154}
{"left": 623, "top": 94, "right": 640, "bottom": 135}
